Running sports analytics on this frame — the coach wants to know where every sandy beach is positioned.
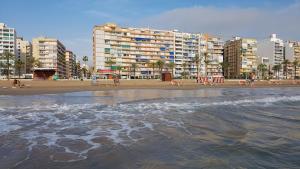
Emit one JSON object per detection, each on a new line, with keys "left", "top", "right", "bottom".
{"left": 0, "top": 79, "right": 299, "bottom": 95}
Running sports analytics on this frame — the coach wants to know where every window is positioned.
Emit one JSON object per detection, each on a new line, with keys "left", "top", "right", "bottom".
{"left": 105, "top": 48, "right": 110, "bottom": 54}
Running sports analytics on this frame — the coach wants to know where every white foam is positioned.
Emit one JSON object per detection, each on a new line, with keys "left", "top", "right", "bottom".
{"left": 1, "top": 94, "right": 300, "bottom": 162}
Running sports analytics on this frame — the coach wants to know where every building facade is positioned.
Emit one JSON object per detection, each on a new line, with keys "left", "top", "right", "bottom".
{"left": 285, "top": 41, "right": 300, "bottom": 78}
{"left": 224, "top": 37, "right": 257, "bottom": 78}
{"left": 65, "top": 51, "right": 75, "bottom": 79}
{"left": 93, "top": 23, "right": 175, "bottom": 79}
{"left": 257, "top": 34, "right": 285, "bottom": 78}
{"left": 200, "top": 34, "right": 224, "bottom": 76}
{"left": 93, "top": 23, "right": 223, "bottom": 79}
{"left": 32, "top": 37, "right": 66, "bottom": 78}
{"left": 0, "top": 23, "right": 16, "bottom": 77}
{"left": 16, "top": 37, "right": 32, "bottom": 75}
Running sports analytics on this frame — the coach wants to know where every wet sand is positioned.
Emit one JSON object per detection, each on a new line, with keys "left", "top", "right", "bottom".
{"left": 0, "top": 79, "right": 300, "bottom": 95}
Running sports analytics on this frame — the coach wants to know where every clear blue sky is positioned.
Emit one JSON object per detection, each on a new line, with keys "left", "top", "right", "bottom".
{"left": 1, "top": 0, "right": 299, "bottom": 64}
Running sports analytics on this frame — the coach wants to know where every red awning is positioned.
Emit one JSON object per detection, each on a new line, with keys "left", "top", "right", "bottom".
{"left": 97, "top": 69, "right": 114, "bottom": 73}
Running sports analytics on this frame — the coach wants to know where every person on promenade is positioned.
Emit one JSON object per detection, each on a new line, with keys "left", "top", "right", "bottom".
{"left": 113, "top": 76, "right": 120, "bottom": 86}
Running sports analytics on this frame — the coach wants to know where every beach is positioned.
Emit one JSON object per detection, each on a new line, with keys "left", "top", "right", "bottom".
{"left": 1, "top": 79, "right": 300, "bottom": 95}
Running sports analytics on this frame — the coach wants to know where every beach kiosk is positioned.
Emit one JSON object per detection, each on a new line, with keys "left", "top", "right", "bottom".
{"left": 33, "top": 68, "right": 56, "bottom": 80}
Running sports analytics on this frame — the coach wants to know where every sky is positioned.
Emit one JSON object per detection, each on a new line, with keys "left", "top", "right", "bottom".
{"left": 1, "top": 0, "right": 300, "bottom": 65}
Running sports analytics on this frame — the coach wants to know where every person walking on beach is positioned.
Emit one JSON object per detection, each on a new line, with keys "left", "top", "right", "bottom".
{"left": 249, "top": 73, "right": 256, "bottom": 88}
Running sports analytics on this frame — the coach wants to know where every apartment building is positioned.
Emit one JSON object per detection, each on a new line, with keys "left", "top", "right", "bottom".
{"left": 0, "top": 23, "right": 16, "bottom": 77}
{"left": 224, "top": 37, "right": 257, "bottom": 78}
{"left": 285, "top": 41, "right": 300, "bottom": 78}
{"left": 32, "top": 37, "right": 66, "bottom": 78}
{"left": 65, "top": 51, "right": 76, "bottom": 79}
{"left": 257, "top": 34, "right": 284, "bottom": 77}
{"left": 93, "top": 23, "right": 224, "bottom": 79}
{"left": 16, "top": 37, "right": 32, "bottom": 75}
{"left": 173, "top": 32, "right": 199, "bottom": 78}
{"left": 93, "top": 23, "right": 175, "bottom": 79}
{"left": 200, "top": 34, "right": 224, "bottom": 76}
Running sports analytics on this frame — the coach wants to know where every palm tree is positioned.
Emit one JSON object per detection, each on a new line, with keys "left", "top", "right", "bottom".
{"left": 131, "top": 63, "right": 138, "bottom": 79}
{"left": 203, "top": 52, "right": 211, "bottom": 76}
{"left": 28, "top": 57, "right": 41, "bottom": 71}
{"left": 82, "top": 56, "right": 89, "bottom": 78}
{"left": 192, "top": 54, "right": 200, "bottom": 80}
{"left": 149, "top": 62, "right": 156, "bottom": 79}
{"left": 105, "top": 59, "right": 116, "bottom": 70}
{"left": 282, "top": 59, "right": 290, "bottom": 79}
{"left": 81, "top": 67, "right": 88, "bottom": 79}
{"left": 76, "top": 62, "right": 81, "bottom": 78}
{"left": 219, "top": 61, "right": 229, "bottom": 78}
{"left": 15, "top": 59, "right": 25, "bottom": 78}
{"left": 167, "top": 62, "right": 175, "bottom": 78}
{"left": 272, "top": 64, "right": 282, "bottom": 80}
{"left": 116, "top": 65, "right": 122, "bottom": 77}
{"left": 156, "top": 60, "right": 165, "bottom": 79}
{"left": 182, "top": 62, "right": 188, "bottom": 79}
{"left": 292, "top": 59, "right": 299, "bottom": 79}
{"left": 0, "top": 51, "right": 15, "bottom": 80}
{"left": 82, "top": 56, "right": 88, "bottom": 66}
{"left": 257, "top": 64, "right": 268, "bottom": 80}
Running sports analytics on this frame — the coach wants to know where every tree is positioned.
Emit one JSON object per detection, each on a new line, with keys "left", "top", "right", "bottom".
{"left": 257, "top": 64, "right": 268, "bottom": 80}
{"left": 204, "top": 52, "right": 210, "bottom": 76}
{"left": 76, "top": 62, "right": 81, "bottom": 78}
{"left": 272, "top": 64, "right": 282, "bottom": 80}
{"left": 182, "top": 62, "right": 188, "bottom": 79}
{"left": 167, "top": 62, "right": 175, "bottom": 78}
{"left": 28, "top": 57, "right": 41, "bottom": 72}
{"left": 0, "top": 51, "right": 15, "bottom": 80}
{"left": 192, "top": 54, "right": 200, "bottom": 80}
{"left": 81, "top": 67, "right": 88, "bottom": 79}
{"left": 156, "top": 60, "right": 165, "bottom": 79}
{"left": 116, "top": 65, "right": 122, "bottom": 77}
{"left": 149, "top": 62, "right": 156, "bottom": 79}
{"left": 131, "top": 63, "right": 138, "bottom": 79}
{"left": 15, "top": 59, "right": 25, "bottom": 78}
{"left": 219, "top": 61, "right": 229, "bottom": 78}
{"left": 105, "top": 59, "right": 116, "bottom": 70}
{"left": 282, "top": 59, "right": 290, "bottom": 79}
{"left": 292, "top": 59, "right": 299, "bottom": 80}
{"left": 82, "top": 56, "right": 88, "bottom": 66}
{"left": 82, "top": 56, "right": 89, "bottom": 78}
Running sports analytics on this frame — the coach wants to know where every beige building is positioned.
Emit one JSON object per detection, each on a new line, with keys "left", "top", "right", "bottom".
{"left": 285, "top": 41, "right": 300, "bottom": 78}
{"left": 93, "top": 23, "right": 174, "bottom": 79}
{"left": 32, "top": 37, "right": 66, "bottom": 78}
{"left": 93, "top": 23, "right": 224, "bottom": 79}
{"left": 16, "top": 37, "right": 32, "bottom": 75}
{"left": 65, "top": 50, "right": 76, "bottom": 79}
{"left": 224, "top": 37, "right": 257, "bottom": 78}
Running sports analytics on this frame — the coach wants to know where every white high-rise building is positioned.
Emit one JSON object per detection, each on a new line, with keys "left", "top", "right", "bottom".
{"left": 0, "top": 23, "right": 16, "bottom": 77}
{"left": 257, "top": 34, "right": 285, "bottom": 77}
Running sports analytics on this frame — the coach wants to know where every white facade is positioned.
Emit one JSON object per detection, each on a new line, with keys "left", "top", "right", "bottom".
{"left": 257, "top": 34, "right": 284, "bottom": 77}
{"left": 257, "top": 34, "right": 284, "bottom": 65}
{"left": 0, "top": 23, "right": 16, "bottom": 76}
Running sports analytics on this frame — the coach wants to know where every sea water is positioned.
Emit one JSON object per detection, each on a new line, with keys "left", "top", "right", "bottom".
{"left": 0, "top": 88, "right": 300, "bottom": 169}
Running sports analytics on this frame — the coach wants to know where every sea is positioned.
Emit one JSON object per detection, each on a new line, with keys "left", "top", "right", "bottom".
{"left": 0, "top": 87, "right": 300, "bottom": 169}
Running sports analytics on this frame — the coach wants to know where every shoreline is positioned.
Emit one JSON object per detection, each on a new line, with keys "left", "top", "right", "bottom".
{"left": 1, "top": 79, "right": 300, "bottom": 95}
